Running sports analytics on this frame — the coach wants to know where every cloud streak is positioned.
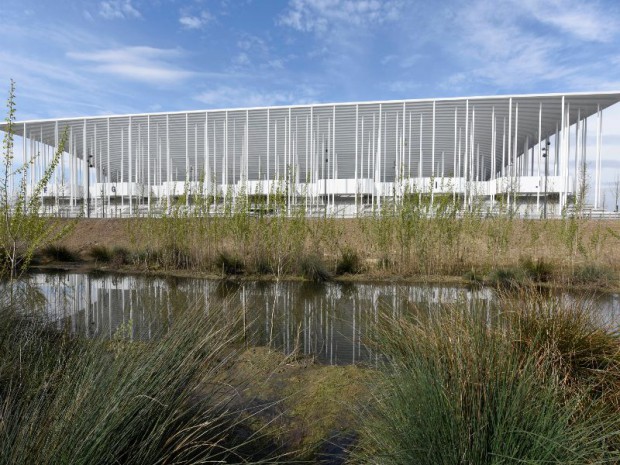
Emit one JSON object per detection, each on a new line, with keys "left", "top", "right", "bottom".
{"left": 67, "top": 47, "right": 196, "bottom": 85}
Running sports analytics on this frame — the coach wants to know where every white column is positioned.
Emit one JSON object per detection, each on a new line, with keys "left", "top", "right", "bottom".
{"left": 185, "top": 113, "right": 189, "bottom": 207}
{"left": 22, "top": 123, "right": 27, "bottom": 201}
{"left": 463, "top": 99, "right": 469, "bottom": 209}
{"left": 166, "top": 115, "right": 171, "bottom": 209}
{"left": 513, "top": 102, "right": 519, "bottom": 211}
{"left": 595, "top": 105, "right": 602, "bottom": 208}
{"left": 205, "top": 113, "right": 210, "bottom": 197}
{"left": 376, "top": 104, "right": 382, "bottom": 209}
{"left": 574, "top": 109, "right": 580, "bottom": 195}
{"left": 83, "top": 120, "right": 88, "bottom": 217}
{"left": 431, "top": 100, "right": 436, "bottom": 177}
{"left": 128, "top": 116, "right": 133, "bottom": 214}
{"left": 537, "top": 103, "right": 542, "bottom": 213}
{"left": 107, "top": 118, "right": 111, "bottom": 215}
{"left": 245, "top": 110, "right": 249, "bottom": 203}
{"left": 491, "top": 107, "right": 496, "bottom": 208}
{"left": 355, "top": 104, "right": 358, "bottom": 211}
{"left": 147, "top": 116, "right": 151, "bottom": 211}
{"left": 332, "top": 105, "right": 336, "bottom": 209}
{"left": 453, "top": 106, "right": 457, "bottom": 200}
{"left": 559, "top": 96, "right": 566, "bottom": 210}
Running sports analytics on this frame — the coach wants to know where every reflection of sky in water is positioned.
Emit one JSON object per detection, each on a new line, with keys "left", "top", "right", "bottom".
{"left": 21, "top": 273, "right": 620, "bottom": 365}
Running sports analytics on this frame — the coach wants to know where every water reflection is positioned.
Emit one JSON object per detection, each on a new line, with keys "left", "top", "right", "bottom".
{"left": 22, "top": 273, "right": 620, "bottom": 365}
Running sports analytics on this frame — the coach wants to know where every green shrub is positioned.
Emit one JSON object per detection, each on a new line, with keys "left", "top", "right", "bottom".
{"left": 336, "top": 248, "right": 361, "bottom": 275}
{"left": 40, "top": 244, "right": 78, "bottom": 262}
{"left": 488, "top": 267, "right": 527, "bottom": 289}
{"left": 509, "top": 293, "right": 620, "bottom": 410}
{"left": 253, "top": 256, "right": 274, "bottom": 275}
{"left": 520, "top": 256, "right": 554, "bottom": 283}
{"left": 300, "top": 254, "right": 331, "bottom": 282}
{"left": 89, "top": 245, "right": 111, "bottom": 263}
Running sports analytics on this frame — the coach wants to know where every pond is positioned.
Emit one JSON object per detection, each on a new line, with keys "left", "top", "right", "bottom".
{"left": 21, "top": 272, "right": 620, "bottom": 365}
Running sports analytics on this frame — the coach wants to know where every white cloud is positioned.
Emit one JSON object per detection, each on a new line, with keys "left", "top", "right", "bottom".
{"left": 67, "top": 46, "right": 195, "bottom": 85}
{"left": 520, "top": 0, "right": 617, "bottom": 42}
{"left": 195, "top": 85, "right": 317, "bottom": 108}
{"left": 179, "top": 10, "right": 212, "bottom": 30}
{"left": 438, "top": 0, "right": 611, "bottom": 91}
{"left": 279, "top": 0, "right": 403, "bottom": 33}
{"left": 99, "top": 0, "right": 141, "bottom": 20}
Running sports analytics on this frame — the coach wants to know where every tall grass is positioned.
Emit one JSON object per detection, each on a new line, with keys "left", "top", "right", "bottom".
{"left": 0, "top": 288, "right": 278, "bottom": 464}
{"left": 354, "top": 294, "right": 620, "bottom": 464}
{"left": 88, "top": 170, "right": 618, "bottom": 284}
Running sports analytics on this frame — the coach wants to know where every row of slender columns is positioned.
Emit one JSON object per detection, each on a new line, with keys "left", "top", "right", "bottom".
{"left": 15, "top": 97, "right": 608, "bottom": 216}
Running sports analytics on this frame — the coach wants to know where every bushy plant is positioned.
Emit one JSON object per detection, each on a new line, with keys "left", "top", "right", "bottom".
{"left": 40, "top": 244, "right": 78, "bottom": 262}
{"left": 0, "top": 295, "right": 278, "bottom": 464}
{"left": 215, "top": 251, "right": 244, "bottom": 276}
{"left": 89, "top": 245, "right": 111, "bottom": 263}
{"left": 110, "top": 246, "right": 130, "bottom": 266}
{"left": 354, "top": 301, "right": 620, "bottom": 464}
{"left": 300, "top": 254, "right": 331, "bottom": 282}
{"left": 335, "top": 248, "right": 360, "bottom": 275}
{"left": 508, "top": 293, "right": 620, "bottom": 410}
{"left": 487, "top": 267, "right": 527, "bottom": 290}
{"left": 520, "top": 256, "right": 554, "bottom": 283}
{"left": 0, "top": 81, "right": 75, "bottom": 280}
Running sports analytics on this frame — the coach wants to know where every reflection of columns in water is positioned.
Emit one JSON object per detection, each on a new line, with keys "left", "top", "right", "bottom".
{"left": 352, "top": 297, "right": 356, "bottom": 365}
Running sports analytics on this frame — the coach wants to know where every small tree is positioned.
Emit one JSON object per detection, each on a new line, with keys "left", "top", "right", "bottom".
{"left": 0, "top": 80, "right": 73, "bottom": 281}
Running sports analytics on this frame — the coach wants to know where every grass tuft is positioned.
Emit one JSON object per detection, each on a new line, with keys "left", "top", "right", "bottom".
{"left": 300, "top": 254, "right": 331, "bottom": 283}
{"left": 572, "top": 264, "right": 615, "bottom": 287}
{"left": 487, "top": 267, "right": 527, "bottom": 289}
{"left": 89, "top": 245, "right": 111, "bottom": 263}
{"left": 215, "top": 251, "right": 245, "bottom": 276}
{"left": 336, "top": 248, "right": 361, "bottom": 275}
{"left": 354, "top": 298, "right": 620, "bottom": 464}
{"left": 520, "top": 256, "right": 554, "bottom": 282}
{"left": 0, "top": 290, "right": 280, "bottom": 464}
{"left": 40, "top": 244, "right": 78, "bottom": 262}
{"left": 110, "top": 246, "right": 130, "bottom": 266}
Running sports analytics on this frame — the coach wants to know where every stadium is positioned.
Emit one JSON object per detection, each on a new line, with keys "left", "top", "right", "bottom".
{"left": 2, "top": 91, "right": 619, "bottom": 217}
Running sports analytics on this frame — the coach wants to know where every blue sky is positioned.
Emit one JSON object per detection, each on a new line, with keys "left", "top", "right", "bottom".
{"left": 3, "top": 0, "right": 620, "bottom": 204}
{"left": 3, "top": 0, "right": 620, "bottom": 119}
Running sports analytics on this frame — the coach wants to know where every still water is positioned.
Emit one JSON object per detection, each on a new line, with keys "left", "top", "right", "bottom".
{"left": 25, "top": 272, "right": 620, "bottom": 365}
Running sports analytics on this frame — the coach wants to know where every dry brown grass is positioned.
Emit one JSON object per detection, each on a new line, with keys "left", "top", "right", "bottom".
{"left": 50, "top": 217, "right": 620, "bottom": 285}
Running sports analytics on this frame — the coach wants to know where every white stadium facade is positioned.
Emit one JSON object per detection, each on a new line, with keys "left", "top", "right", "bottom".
{"left": 2, "top": 91, "right": 620, "bottom": 217}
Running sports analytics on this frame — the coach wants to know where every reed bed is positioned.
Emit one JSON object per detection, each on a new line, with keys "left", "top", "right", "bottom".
{"left": 43, "top": 192, "right": 620, "bottom": 288}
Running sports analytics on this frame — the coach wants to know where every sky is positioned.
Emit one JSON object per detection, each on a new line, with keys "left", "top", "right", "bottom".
{"left": 3, "top": 0, "right": 620, "bottom": 206}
